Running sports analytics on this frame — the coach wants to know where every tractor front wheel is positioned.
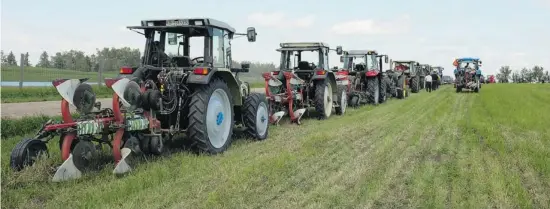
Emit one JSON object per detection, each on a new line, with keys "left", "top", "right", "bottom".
{"left": 379, "top": 77, "right": 387, "bottom": 104}
{"left": 188, "top": 78, "right": 234, "bottom": 154}
{"left": 335, "top": 87, "right": 347, "bottom": 115}
{"left": 243, "top": 93, "right": 269, "bottom": 140}
{"left": 314, "top": 79, "right": 333, "bottom": 119}
{"left": 411, "top": 77, "right": 420, "bottom": 93}
{"left": 366, "top": 77, "right": 380, "bottom": 105}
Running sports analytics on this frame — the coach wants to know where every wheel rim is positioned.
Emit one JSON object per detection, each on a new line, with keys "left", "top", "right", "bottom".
{"left": 255, "top": 102, "right": 268, "bottom": 137}
{"left": 207, "top": 89, "right": 232, "bottom": 149}
{"left": 323, "top": 85, "right": 333, "bottom": 117}
{"left": 340, "top": 90, "right": 347, "bottom": 113}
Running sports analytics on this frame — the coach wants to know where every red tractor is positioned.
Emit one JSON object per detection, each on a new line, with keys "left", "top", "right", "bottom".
{"left": 488, "top": 75, "right": 496, "bottom": 83}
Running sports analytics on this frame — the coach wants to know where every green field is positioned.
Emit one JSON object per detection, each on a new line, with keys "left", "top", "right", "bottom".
{"left": 1, "top": 66, "right": 118, "bottom": 83}
{"left": 2, "top": 84, "right": 549, "bottom": 208}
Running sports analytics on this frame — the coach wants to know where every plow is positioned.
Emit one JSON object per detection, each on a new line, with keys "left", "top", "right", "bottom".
{"left": 262, "top": 42, "right": 346, "bottom": 125}
{"left": 10, "top": 18, "right": 270, "bottom": 182}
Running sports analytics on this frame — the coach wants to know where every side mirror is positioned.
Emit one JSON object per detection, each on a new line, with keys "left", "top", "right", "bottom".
{"left": 384, "top": 56, "right": 389, "bottom": 63}
{"left": 241, "top": 63, "right": 250, "bottom": 70}
{"left": 340, "top": 56, "right": 344, "bottom": 63}
{"left": 247, "top": 27, "right": 257, "bottom": 42}
{"left": 336, "top": 46, "right": 343, "bottom": 55}
{"left": 167, "top": 33, "right": 177, "bottom": 45}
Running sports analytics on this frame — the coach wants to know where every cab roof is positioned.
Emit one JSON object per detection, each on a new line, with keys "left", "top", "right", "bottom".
{"left": 127, "top": 18, "right": 236, "bottom": 33}
{"left": 277, "top": 42, "right": 330, "bottom": 51}
{"left": 347, "top": 50, "right": 377, "bottom": 55}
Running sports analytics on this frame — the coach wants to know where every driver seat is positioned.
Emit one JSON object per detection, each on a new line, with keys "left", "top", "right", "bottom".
{"left": 297, "top": 61, "right": 311, "bottom": 70}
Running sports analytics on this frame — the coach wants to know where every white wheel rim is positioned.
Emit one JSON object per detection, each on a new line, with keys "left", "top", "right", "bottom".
{"left": 324, "top": 85, "right": 333, "bottom": 117}
{"left": 206, "top": 89, "right": 232, "bottom": 149}
{"left": 255, "top": 102, "right": 268, "bottom": 137}
{"left": 340, "top": 90, "right": 347, "bottom": 113}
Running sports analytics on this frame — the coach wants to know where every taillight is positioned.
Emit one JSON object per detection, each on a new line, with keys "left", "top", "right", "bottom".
{"left": 120, "top": 67, "right": 133, "bottom": 74}
{"left": 193, "top": 68, "right": 209, "bottom": 75}
{"left": 316, "top": 69, "right": 326, "bottom": 75}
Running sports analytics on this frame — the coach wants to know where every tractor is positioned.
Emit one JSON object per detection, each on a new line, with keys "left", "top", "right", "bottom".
{"left": 432, "top": 66, "right": 444, "bottom": 90}
{"left": 487, "top": 75, "right": 496, "bottom": 84}
{"left": 416, "top": 64, "right": 431, "bottom": 90}
{"left": 262, "top": 42, "right": 346, "bottom": 125}
{"left": 453, "top": 57, "right": 482, "bottom": 93}
{"left": 9, "top": 18, "right": 271, "bottom": 182}
{"left": 386, "top": 60, "right": 411, "bottom": 99}
{"left": 339, "top": 50, "right": 390, "bottom": 107}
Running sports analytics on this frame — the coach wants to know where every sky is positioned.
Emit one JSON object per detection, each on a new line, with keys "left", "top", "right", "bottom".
{"left": 2, "top": 0, "right": 550, "bottom": 77}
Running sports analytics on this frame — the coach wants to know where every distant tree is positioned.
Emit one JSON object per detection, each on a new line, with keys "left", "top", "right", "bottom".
{"left": 532, "top": 66, "right": 544, "bottom": 82}
{"left": 520, "top": 67, "right": 532, "bottom": 83}
{"left": 496, "top": 66, "right": 512, "bottom": 83}
{"left": 37, "top": 51, "right": 51, "bottom": 68}
{"left": 6, "top": 51, "right": 17, "bottom": 66}
{"left": 23, "top": 52, "right": 31, "bottom": 67}
{"left": 51, "top": 52, "right": 65, "bottom": 69}
{"left": 0, "top": 50, "right": 7, "bottom": 65}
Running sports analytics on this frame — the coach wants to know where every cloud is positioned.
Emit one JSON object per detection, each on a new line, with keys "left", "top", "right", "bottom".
{"left": 330, "top": 15, "right": 411, "bottom": 35}
{"left": 247, "top": 12, "right": 315, "bottom": 29}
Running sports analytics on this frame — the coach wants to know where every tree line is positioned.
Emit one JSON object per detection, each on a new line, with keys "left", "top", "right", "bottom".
{"left": 495, "top": 66, "right": 549, "bottom": 83}
{"left": 0, "top": 49, "right": 276, "bottom": 80}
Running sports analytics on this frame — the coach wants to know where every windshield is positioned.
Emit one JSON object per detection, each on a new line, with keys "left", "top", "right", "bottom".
{"left": 280, "top": 49, "right": 326, "bottom": 70}
{"left": 344, "top": 54, "right": 377, "bottom": 70}
{"left": 394, "top": 62, "right": 411, "bottom": 70}
{"left": 459, "top": 61, "right": 477, "bottom": 70}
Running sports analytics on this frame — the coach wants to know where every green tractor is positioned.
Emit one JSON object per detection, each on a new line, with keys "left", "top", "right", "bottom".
{"left": 392, "top": 60, "right": 420, "bottom": 94}
{"left": 386, "top": 60, "right": 412, "bottom": 99}
{"left": 416, "top": 64, "right": 431, "bottom": 90}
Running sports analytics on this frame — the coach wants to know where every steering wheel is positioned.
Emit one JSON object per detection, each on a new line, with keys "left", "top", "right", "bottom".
{"left": 191, "top": 57, "right": 204, "bottom": 66}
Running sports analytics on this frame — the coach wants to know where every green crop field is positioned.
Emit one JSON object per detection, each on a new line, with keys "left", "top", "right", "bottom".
{"left": 1, "top": 66, "right": 119, "bottom": 83}
{"left": 1, "top": 84, "right": 549, "bottom": 208}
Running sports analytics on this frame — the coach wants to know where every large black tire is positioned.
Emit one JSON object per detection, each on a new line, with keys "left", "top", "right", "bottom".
{"left": 243, "top": 93, "right": 269, "bottom": 140}
{"left": 335, "top": 86, "right": 347, "bottom": 115}
{"left": 314, "top": 79, "right": 333, "bottom": 119}
{"left": 411, "top": 76, "right": 419, "bottom": 93}
{"left": 396, "top": 76, "right": 406, "bottom": 99}
{"left": 379, "top": 77, "right": 387, "bottom": 103}
{"left": 419, "top": 77, "right": 425, "bottom": 90}
{"left": 385, "top": 77, "right": 394, "bottom": 98}
{"left": 366, "top": 77, "right": 379, "bottom": 105}
{"left": 188, "top": 78, "right": 234, "bottom": 154}
{"left": 10, "top": 138, "right": 49, "bottom": 171}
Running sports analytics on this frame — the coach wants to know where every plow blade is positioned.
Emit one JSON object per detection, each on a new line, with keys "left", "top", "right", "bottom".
{"left": 293, "top": 108, "right": 306, "bottom": 124}
{"left": 271, "top": 111, "right": 286, "bottom": 125}
{"left": 52, "top": 154, "right": 83, "bottom": 182}
{"left": 113, "top": 148, "right": 133, "bottom": 175}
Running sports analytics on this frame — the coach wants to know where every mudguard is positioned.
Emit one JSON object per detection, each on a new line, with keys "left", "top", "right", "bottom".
{"left": 187, "top": 69, "right": 242, "bottom": 106}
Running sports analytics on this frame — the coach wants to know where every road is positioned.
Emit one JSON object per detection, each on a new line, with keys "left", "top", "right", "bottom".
{"left": 1, "top": 88, "right": 265, "bottom": 118}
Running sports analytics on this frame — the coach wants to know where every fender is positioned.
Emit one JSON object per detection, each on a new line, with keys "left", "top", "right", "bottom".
{"left": 187, "top": 68, "right": 242, "bottom": 106}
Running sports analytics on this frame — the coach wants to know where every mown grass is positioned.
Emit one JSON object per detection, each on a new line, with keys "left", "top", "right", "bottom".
{"left": 1, "top": 84, "right": 549, "bottom": 209}
{"left": 1, "top": 66, "right": 118, "bottom": 83}
{"left": 0, "top": 86, "right": 114, "bottom": 103}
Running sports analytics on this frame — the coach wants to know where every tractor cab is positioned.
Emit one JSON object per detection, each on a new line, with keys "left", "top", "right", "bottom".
{"left": 274, "top": 42, "right": 342, "bottom": 81}
{"left": 392, "top": 60, "right": 418, "bottom": 75}
{"left": 340, "top": 50, "right": 388, "bottom": 76}
{"left": 123, "top": 18, "right": 257, "bottom": 83}
{"left": 454, "top": 57, "right": 482, "bottom": 76}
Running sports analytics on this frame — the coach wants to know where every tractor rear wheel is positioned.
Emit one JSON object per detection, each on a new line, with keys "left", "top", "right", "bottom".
{"left": 397, "top": 76, "right": 406, "bottom": 99}
{"left": 411, "top": 76, "right": 419, "bottom": 93}
{"left": 314, "top": 79, "right": 333, "bottom": 119}
{"left": 366, "top": 77, "right": 379, "bottom": 105}
{"left": 188, "top": 78, "right": 234, "bottom": 154}
{"left": 379, "top": 77, "right": 387, "bottom": 103}
{"left": 243, "top": 93, "right": 269, "bottom": 140}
